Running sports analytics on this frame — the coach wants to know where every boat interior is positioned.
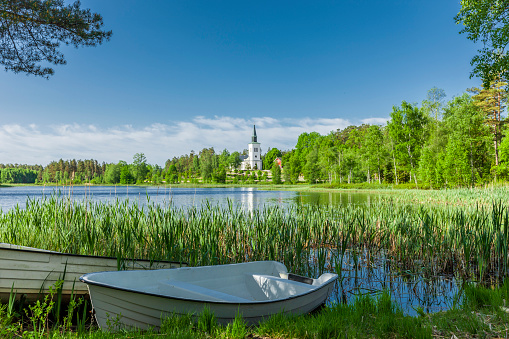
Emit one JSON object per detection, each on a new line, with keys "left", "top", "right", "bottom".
{"left": 82, "top": 261, "right": 337, "bottom": 303}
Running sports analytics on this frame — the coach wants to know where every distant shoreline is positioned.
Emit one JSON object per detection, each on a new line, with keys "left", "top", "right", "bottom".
{"left": 3, "top": 182, "right": 505, "bottom": 193}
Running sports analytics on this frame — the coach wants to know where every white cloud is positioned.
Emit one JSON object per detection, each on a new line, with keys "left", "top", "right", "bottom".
{"left": 0, "top": 115, "right": 382, "bottom": 166}
{"left": 360, "top": 117, "right": 389, "bottom": 126}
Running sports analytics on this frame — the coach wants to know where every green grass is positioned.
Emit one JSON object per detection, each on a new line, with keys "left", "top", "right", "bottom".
{"left": 2, "top": 190, "right": 509, "bottom": 282}
{"left": 3, "top": 188, "right": 509, "bottom": 337}
{"left": 3, "top": 281, "right": 509, "bottom": 338}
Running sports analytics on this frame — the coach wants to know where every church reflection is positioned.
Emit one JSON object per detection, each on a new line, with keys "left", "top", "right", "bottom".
{"left": 240, "top": 187, "right": 257, "bottom": 213}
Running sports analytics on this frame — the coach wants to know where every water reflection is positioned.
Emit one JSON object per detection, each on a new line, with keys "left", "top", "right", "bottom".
{"left": 324, "top": 250, "right": 459, "bottom": 316}
{"left": 0, "top": 186, "right": 299, "bottom": 211}
{"left": 0, "top": 186, "right": 378, "bottom": 211}
{"left": 293, "top": 191, "right": 380, "bottom": 207}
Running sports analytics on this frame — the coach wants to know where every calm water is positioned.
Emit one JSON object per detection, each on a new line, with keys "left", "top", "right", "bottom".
{"left": 0, "top": 185, "right": 456, "bottom": 315}
{"left": 331, "top": 251, "right": 458, "bottom": 316}
{"left": 0, "top": 185, "right": 379, "bottom": 211}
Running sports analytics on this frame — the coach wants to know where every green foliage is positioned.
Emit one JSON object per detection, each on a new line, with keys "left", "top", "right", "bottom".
{"left": 304, "top": 146, "right": 321, "bottom": 183}
{"left": 0, "top": 0, "right": 112, "bottom": 78}
{"left": 199, "top": 148, "right": 216, "bottom": 183}
{"left": 455, "top": 0, "right": 509, "bottom": 86}
{"left": 104, "top": 163, "right": 121, "bottom": 184}
{"left": 132, "top": 153, "right": 148, "bottom": 184}
{"left": 0, "top": 285, "right": 21, "bottom": 337}
{"left": 257, "top": 291, "right": 431, "bottom": 339}
{"left": 196, "top": 306, "right": 216, "bottom": 334}
{"left": 3, "top": 282, "right": 509, "bottom": 338}
{"left": 26, "top": 281, "right": 61, "bottom": 336}
{"left": 270, "top": 162, "right": 282, "bottom": 184}
{"left": 41, "top": 159, "right": 105, "bottom": 184}
{"left": 263, "top": 148, "right": 282, "bottom": 170}
{"left": 119, "top": 166, "right": 135, "bottom": 184}
{"left": 165, "top": 164, "right": 178, "bottom": 184}
{"left": 227, "top": 151, "right": 242, "bottom": 169}
{"left": 387, "top": 101, "right": 428, "bottom": 185}
{"left": 160, "top": 313, "right": 196, "bottom": 338}
{"left": 282, "top": 151, "right": 300, "bottom": 183}
{"left": 212, "top": 167, "right": 226, "bottom": 184}
{"left": 443, "top": 94, "right": 491, "bottom": 187}
{"left": 0, "top": 168, "right": 38, "bottom": 184}
{"left": 223, "top": 311, "right": 247, "bottom": 339}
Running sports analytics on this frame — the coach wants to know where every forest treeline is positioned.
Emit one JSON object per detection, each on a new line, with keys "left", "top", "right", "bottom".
{"left": 1, "top": 85, "right": 507, "bottom": 188}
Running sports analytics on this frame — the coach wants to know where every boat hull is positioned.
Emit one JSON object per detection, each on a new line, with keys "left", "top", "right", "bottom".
{"left": 81, "top": 261, "right": 338, "bottom": 331}
{"left": 0, "top": 243, "right": 185, "bottom": 302}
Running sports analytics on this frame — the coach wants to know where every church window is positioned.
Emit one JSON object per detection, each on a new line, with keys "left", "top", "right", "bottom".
{"left": 254, "top": 148, "right": 258, "bottom": 152}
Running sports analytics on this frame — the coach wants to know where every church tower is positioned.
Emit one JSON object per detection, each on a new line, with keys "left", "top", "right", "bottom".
{"left": 243, "top": 125, "right": 262, "bottom": 170}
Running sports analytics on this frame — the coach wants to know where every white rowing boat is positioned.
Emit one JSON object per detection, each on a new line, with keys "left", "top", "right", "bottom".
{"left": 80, "top": 261, "right": 338, "bottom": 331}
{"left": 0, "top": 243, "right": 186, "bottom": 301}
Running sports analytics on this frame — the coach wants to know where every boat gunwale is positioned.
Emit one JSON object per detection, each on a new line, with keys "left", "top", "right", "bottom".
{"left": 0, "top": 243, "right": 187, "bottom": 266}
{"left": 79, "top": 267, "right": 339, "bottom": 306}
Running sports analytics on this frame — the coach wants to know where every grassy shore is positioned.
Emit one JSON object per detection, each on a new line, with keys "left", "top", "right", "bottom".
{"left": 3, "top": 187, "right": 509, "bottom": 337}
{"left": 2, "top": 281, "right": 508, "bottom": 338}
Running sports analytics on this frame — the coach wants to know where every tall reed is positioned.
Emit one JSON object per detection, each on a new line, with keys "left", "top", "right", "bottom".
{"left": 1, "top": 195, "right": 508, "bottom": 282}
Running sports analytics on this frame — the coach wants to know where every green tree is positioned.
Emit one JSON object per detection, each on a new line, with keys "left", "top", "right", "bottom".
{"left": 0, "top": 0, "right": 112, "bottom": 78}
{"left": 104, "top": 162, "right": 121, "bottom": 184}
{"left": 498, "top": 126, "right": 509, "bottom": 178}
{"left": 227, "top": 151, "right": 241, "bottom": 170}
{"left": 218, "top": 149, "right": 230, "bottom": 168}
{"left": 419, "top": 123, "right": 448, "bottom": 189}
{"left": 120, "top": 165, "right": 134, "bottom": 184}
{"left": 282, "top": 151, "right": 299, "bottom": 183}
{"left": 422, "top": 87, "right": 446, "bottom": 121}
{"left": 294, "top": 132, "right": 321, "bottom": 177}
{"left": 165, "top": 164, "right": 178, "bottom": 184}
{"left": 387, "top": 101, "right": 428, "bottom": 186}
{"left": 271, "top": 162, "right": 282, "bottom": 184}
{"left": 132, "top": 153, "right": 148, "bottom": 184}
{"left": 317, "top": 133, "right": 338, "bottom": 184}
{"left": 363, "top": 125, "right": 385, "bottom": 184}
{"left": 442, "top": 94, "right": 491, "bottom": 186}
{"left": 199, "top": 148, "right": 215, "bottom": 183}
{"left": 304, "top": 146, "right": 321, "bottom": 183}
{"left": 468, "top": 79, "right": 508, "bottom": 166}
{"left": 263, "top": 148, "right": 282, "bottom": 170}
{"left": 212, "top": 167, "right": 226, "bottom": 183}
{"left": 455, "top": 0, "right": 509, "bottom": 86}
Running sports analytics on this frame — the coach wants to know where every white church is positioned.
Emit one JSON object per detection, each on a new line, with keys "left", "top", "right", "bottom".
{"left": 240, "top": 125, "right": 263, "bottom": 170}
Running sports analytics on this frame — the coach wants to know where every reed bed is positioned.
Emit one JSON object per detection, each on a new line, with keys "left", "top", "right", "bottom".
{"left": 381, "top": 186, "right": 509, "bottom": 208}
{"left": 1, "top": 195, "right": 509, "bottom": 284}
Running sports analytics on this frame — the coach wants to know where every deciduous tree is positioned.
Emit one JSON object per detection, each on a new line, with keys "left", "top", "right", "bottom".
{"left": 468, "top": 79, "right": 508, "bottom": 166}
{"left": 455, "top": 0, "right": 509, "bottom": 86}
{"left": 387, "top": 101, "right": 428, "bottom": 186}
{"left": 263, "top": 148, "right": 282, "bottom": 170}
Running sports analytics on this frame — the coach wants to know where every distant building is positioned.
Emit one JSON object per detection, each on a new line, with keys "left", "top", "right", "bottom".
{"left": 240, "top": 125, "right": 263, "bottom": 170}
{"left": 274, "top": 157, "right": 282, "bottom": 169}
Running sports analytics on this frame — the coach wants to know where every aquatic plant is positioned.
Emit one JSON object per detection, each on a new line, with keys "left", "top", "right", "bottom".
{"left": 1, "top": 193, "right": 509, "bottom": 286}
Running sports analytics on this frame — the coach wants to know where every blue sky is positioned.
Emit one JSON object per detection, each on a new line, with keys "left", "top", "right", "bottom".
{"left": 0, "top": 0, "right": 480, "bottom": 166}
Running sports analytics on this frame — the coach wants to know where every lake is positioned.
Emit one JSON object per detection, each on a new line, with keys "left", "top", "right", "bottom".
{"left": 0, "top": 185, "right": 456, "bottom": 316}
{"left": 0, "top": 185, "right": 379, "bottom": 211}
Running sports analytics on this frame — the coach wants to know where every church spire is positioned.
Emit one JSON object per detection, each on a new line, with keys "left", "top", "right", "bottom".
{"left": 252, "top": 125, "right": 257, "bottom": 142}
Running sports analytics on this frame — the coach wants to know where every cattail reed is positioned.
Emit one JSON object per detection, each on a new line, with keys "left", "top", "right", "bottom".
{"left": 1, "top": 193, "right": 509, "bottom": 283}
